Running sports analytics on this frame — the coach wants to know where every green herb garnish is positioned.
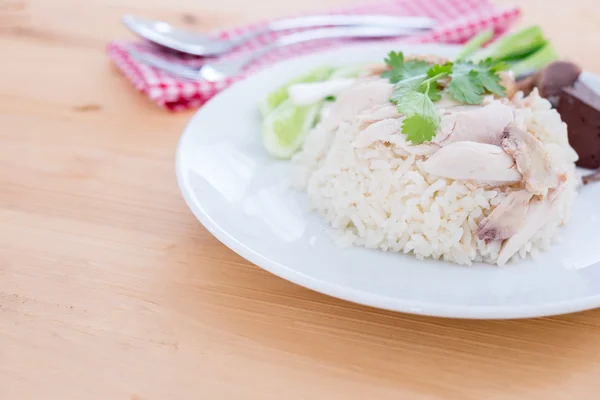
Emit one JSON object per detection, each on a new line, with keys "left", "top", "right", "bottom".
{"left": 381, "top": 51, "right": 430, "bottom": 83}
{"left": 386, "top": 62, "right": 450, "bottom": 144}
{"left": 381, "top": 51, "right": 505, "bottom": 144}
{"left": 401, "top": 114, "right": 438, "bottom": 144}
{"left": 448, "top": 59, "right": 505, "bottom": 104}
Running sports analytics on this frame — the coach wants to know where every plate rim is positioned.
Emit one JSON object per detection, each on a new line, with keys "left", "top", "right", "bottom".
{"left": 175, "top": 42, "right": 600, "bottom": 319}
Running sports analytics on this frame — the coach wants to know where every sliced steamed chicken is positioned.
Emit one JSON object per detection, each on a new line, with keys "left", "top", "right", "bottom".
{"left": 496, "top": 183, "right": 566, "bottom": 266}
{"left": 501, "top": 124, "right": 558, "bottom": 194}
{"left": 440, "top": 101, "right": 514, "bottom": 145}
{"left": 353, "top": 116, "right": 439, "bottom": 155}
{"left": 354, "top": 118, "right": 402, "bottom": 147}
{"left": 421, "top": 141, "right": 522, "bottom": 184}
{"left": 356, "top": 104, "right": 399, "bottom": 128}
{"left": 495, "top": 198, "right": 551, "bottom": 266}
{"left": 476, "top": 190, "right": 533, "bottom": 242}
{"left": 320, "top": 78, "right": 394, "bottom": 131}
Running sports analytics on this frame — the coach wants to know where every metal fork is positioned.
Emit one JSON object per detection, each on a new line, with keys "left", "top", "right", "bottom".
{"left": 122, "top": 14, "right": 435, "bottom": 56}
{"left": 127, "top": 26, "right": 421, "bottom": 82}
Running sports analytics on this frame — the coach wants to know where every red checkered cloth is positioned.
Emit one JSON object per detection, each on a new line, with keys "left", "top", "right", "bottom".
{"left": 107, "top": 0, "right": 520, "bottom": 111}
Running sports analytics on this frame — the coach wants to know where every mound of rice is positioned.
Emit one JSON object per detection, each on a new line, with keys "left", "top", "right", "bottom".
{"left": 292, "top": 89, "right": 579, "bottom": 266}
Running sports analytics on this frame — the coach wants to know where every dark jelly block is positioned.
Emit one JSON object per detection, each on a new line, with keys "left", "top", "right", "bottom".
{"left": 557, "top": 80, "right": 600, "bottom": 169}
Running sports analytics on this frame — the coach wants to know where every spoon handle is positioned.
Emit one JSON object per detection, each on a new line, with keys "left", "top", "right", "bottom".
{"left": 127, "top": 27, "right": 423, "bottom": 82}
{"left": 230, "top": 14, "right": 434, "bottom": 47}
{"left": 211, "top": 26, "right": 420, "bottom": 80}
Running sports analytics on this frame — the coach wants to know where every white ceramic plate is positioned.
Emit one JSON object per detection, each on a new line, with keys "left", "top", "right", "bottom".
{"left": 176, "top": 43, "right": 600, "bottom": 319}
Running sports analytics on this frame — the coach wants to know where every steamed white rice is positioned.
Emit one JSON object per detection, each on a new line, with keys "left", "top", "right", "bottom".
{"left": 292, "top": 89, "right": 579, "bottom": 266}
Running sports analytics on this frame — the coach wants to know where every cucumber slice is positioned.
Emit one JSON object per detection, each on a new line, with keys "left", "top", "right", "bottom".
{"left": 262, "top": 100, "right": 321, "bottom": 159}
{"left": 259, "top": 66, "right": 333, "bottom": 117}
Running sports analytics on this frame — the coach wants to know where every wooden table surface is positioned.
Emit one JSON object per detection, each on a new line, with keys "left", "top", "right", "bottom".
{"left": 2, "top": 0, "right": 600, "bottom": 398}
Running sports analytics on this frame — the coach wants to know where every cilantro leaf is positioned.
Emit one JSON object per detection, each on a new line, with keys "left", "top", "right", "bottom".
{"left": 423, "top": 81, "right": 441, "bottom": 101}
{"left": 401, "top": 114, "right": 437, "bottom": 144}
{"left": 420, "top": 63, "right": 452, "bottom": 101}
{"left": 426, "top": 62, "right": 453, "bottom": 78}
{"left": 448, "top": 63, "right": 484, "bottom": 104}
{"left": 388, "top": 62, "right": 445, "bottom": 144}
{"left": 447, "top": 60, "right": 505, "bottom": 104}
{"left": 403, "top": 60, "right": 430, "bottom": 79}
{"left": 477, "top": 71, "right": 505, "bottom": 97}
{"left": 382, "top": 53, "right": 507, "bottom": 144}
{"left": 390, "top": 82, "right": 440, "bottom": 144}
{"left": 381, "top": 51, "right": 430, "bottom": 83}
{"left": 391, "top": 85, "right": 439, "bottom": 124}
{"left": 469, "top": 59, "right": 506, "bottom": 97}
{"left": 392, "top": 76, "right": 422, "bottom": 92}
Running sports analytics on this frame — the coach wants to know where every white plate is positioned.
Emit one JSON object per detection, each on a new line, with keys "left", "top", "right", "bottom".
{"left": 176, "top": 43, "right": 600, "bottom": 319}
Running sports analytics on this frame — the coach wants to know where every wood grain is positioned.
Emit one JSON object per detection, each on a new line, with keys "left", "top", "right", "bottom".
{"left": 2, "top": 0, "right": 600, "bottom": 399}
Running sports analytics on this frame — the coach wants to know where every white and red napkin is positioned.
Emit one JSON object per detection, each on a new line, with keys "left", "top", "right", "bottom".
{"left": 107, "top": 0, "right": 520, "bottom": 111}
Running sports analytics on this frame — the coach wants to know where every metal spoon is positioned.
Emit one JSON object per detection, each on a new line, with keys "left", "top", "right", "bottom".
{"left": 122, "top": 14, "right": 435, "bottom": 57}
